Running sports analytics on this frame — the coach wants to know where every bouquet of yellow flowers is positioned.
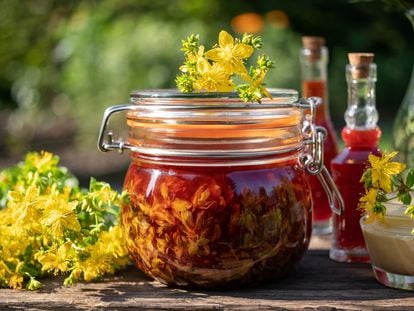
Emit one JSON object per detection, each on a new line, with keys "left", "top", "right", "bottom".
{"left": 0, "top": 151, "right": 130, "bottom": 290}
{"left": 176, "top": 30, "right": 274, "bottom": 102}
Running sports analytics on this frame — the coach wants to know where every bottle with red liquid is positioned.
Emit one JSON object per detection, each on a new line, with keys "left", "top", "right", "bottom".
{"left": 300, "top": 36, "right": 339, "bottom": 235}
{"left": 330, "top": 53, "right": 381, "bottom": 263}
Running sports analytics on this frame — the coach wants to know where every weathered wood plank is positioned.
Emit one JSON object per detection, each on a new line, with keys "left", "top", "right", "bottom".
{"left": 1, "top": 236, "right": 413, "bottom": 310}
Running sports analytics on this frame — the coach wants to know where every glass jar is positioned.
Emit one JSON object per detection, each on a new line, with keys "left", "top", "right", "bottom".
{"left": 360, "top": 202, "right": 414, "bottom": 291}
{"left": 97, "top": 89, "right": 343, "bottom": 288}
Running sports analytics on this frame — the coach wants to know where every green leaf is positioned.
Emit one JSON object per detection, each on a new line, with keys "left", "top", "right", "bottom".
{"left": 399, "top": 191, "right": 412, "bottom": 205}
{"left": 360, "top": 169, "right": 372, "bottom": 188}
{"left": 373, "top": 202, "right": 386, "bottom": 217}
{"left": 406, "top": 168, "right": 414, "bottom": 188}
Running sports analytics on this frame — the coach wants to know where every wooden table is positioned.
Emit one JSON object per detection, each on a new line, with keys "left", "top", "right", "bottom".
{"left": 1, "top": 235, "right": 413, "bottom": 310}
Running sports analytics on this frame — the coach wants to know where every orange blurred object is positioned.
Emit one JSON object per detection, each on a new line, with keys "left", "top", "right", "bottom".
{"left": 231, "top": 12, "right": 264, "bottom": 34}
{"left": 266, "top": 10, "right": 289, "bottom": 29}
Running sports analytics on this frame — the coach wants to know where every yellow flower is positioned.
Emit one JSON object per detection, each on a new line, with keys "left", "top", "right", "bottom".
{"left": 368, "top": 152, "right": 406, "bottom": 193}
{"left": 70, "top": 226, "right": 129, "bottom": 283}
{"left": 35, "top": 243, "right": 73, "bottom": 275}
{"left": 8, "top": 184, "right": 43, "bottom": 234}
{"left": 7, "top": 273, "right": 24, "bottom": 289}
{"left": 93, "top": 182, "right": 118, "bottom": 204}
{"left": 205, "top": 30, "right": 253, "bottom": 75}
{"left": 98, "top": 226, "right": 129, "bottom": 260}
{"left": 176, "top": 30, "right": 274, "bottom": 102}
{"left": 40, "top": 198, "right": 80, "bottom": 239}
{"left": 359, "top": 188, "right": 380, "bottom": 223}
{"left": 194, "top": 58, "right": 234, "bottom": 92}
{"left": 76, "top": 250, "right": 113, "bottom": 282}
{"left": 26, "top": 151, "right": 58, "bottom": 172}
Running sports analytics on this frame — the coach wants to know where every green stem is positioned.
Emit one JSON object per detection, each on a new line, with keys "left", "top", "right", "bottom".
{"left": 387, "top": 195, "right": 399, "bottom": 201}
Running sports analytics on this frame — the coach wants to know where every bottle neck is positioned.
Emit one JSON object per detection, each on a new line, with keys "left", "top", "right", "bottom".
{"left": 300, "top": 46, "right": 329, "bottom": 122}
{"left": 300, "top": 46, "right": 328, "bottom": 83}
{"left": 344, "top": 64, "right": 378, "bottom": 129}
{"left": 301, "top": 81, "right": 327, "bottom": 124}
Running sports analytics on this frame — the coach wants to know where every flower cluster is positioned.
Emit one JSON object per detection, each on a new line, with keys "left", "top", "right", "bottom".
{"left": 359, "top": 151, "right": 414, "bottom": 226}
{"left": 0, "top": 151, "right": 130, "bottom": 290}
{"left": 175, "top": 30, "right": 274, "bottom": 103}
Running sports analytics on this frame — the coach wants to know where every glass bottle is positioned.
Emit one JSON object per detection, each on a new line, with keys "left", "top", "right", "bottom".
{"left": 300, "top": 36, "right": 339, "bottom": 235}
{"left": 330, "top": 53, "right": 381, "bottom": 263}
{"left": 393, "top": 9, "right": 414, "bottom": 166}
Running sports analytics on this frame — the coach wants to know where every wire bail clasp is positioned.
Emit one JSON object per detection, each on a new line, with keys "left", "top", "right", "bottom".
{"left": 300, "top": 97, "right": 344, "bottom": 215}
{"left": 97, "top": 104, "right": 138, "bottom": 154}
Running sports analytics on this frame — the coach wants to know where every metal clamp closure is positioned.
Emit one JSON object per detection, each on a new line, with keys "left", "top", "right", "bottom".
{"left": 300, "top": 97, "right": 344, "bottom": 215}
{"left": 97, "top": 104, "right": 137, "bottom": 153}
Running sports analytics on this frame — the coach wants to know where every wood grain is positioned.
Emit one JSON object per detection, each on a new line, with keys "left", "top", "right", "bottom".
{"left": 1, "top": 235, "right": 413, "bottom": 310}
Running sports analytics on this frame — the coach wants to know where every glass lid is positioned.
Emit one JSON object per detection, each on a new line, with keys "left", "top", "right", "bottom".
{"left": 130, "top": 88, "right": 299, "bottom": 104}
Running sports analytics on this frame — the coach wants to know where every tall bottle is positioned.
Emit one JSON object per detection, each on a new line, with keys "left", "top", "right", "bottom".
{"left": 330, "top": 53, "right": 381, "bottom": 263}
{"left": 300, "top": 36, "right": 339, "bottom": 235}
{"left": 392, "top": 9, "right": 414, "bottom": 166}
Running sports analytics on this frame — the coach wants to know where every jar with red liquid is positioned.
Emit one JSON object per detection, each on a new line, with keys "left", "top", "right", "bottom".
{"left": 330, "top": 53, "right": 381, "bottom": 263}
{"left": 98, "top": 89, "right": 343, "bottom": 288}
{"left": 300, "top": 36, "right": 339, "bottom": 235}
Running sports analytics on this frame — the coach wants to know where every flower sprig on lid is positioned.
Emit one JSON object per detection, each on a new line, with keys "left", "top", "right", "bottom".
{"left": 176, "top": 30, "right": 274, "bottom": 103}
{"left": 359, "top": 151, "right": 414, "bottom": 229}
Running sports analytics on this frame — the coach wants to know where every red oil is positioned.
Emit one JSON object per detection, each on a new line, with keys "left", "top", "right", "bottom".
{"left": 330, "top": 127, "right": 381, "bottom": 262}
{"left": 121, "top": 156, "right": 312, "bottom": 288}
{"left": 302, "top": 80, "right": 339, "bottom": 232}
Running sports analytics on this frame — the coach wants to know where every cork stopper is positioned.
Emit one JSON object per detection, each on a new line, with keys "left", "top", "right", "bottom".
{"left": 302, "top": 36, "right": 325, "bottom": 60}
{"left": 348, "top": 53, "right": 374, "bottom": 79}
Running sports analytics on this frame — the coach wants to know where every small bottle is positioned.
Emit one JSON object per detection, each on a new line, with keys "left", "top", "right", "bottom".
{"left": 300, "top": 36, "right": 339, "bottom": 235}
{"left": 330, "top": 53, "right": 381, "bottom": 263}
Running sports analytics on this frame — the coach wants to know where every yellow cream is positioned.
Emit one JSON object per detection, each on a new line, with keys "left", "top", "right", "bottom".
{"left": 361, "top": 204, "right": 414, "bottom": 276}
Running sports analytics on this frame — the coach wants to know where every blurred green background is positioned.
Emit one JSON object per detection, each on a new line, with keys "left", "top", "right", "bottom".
{"left": 0, "top": 0, "right": 413, "bottom": 181}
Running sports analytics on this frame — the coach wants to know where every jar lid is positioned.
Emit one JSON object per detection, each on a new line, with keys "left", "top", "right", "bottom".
{"left": 130, "top": 88, "right": 298, "bottom": 106}
{"left": 124, "top": 88, "right": 307, "bottom": 162}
